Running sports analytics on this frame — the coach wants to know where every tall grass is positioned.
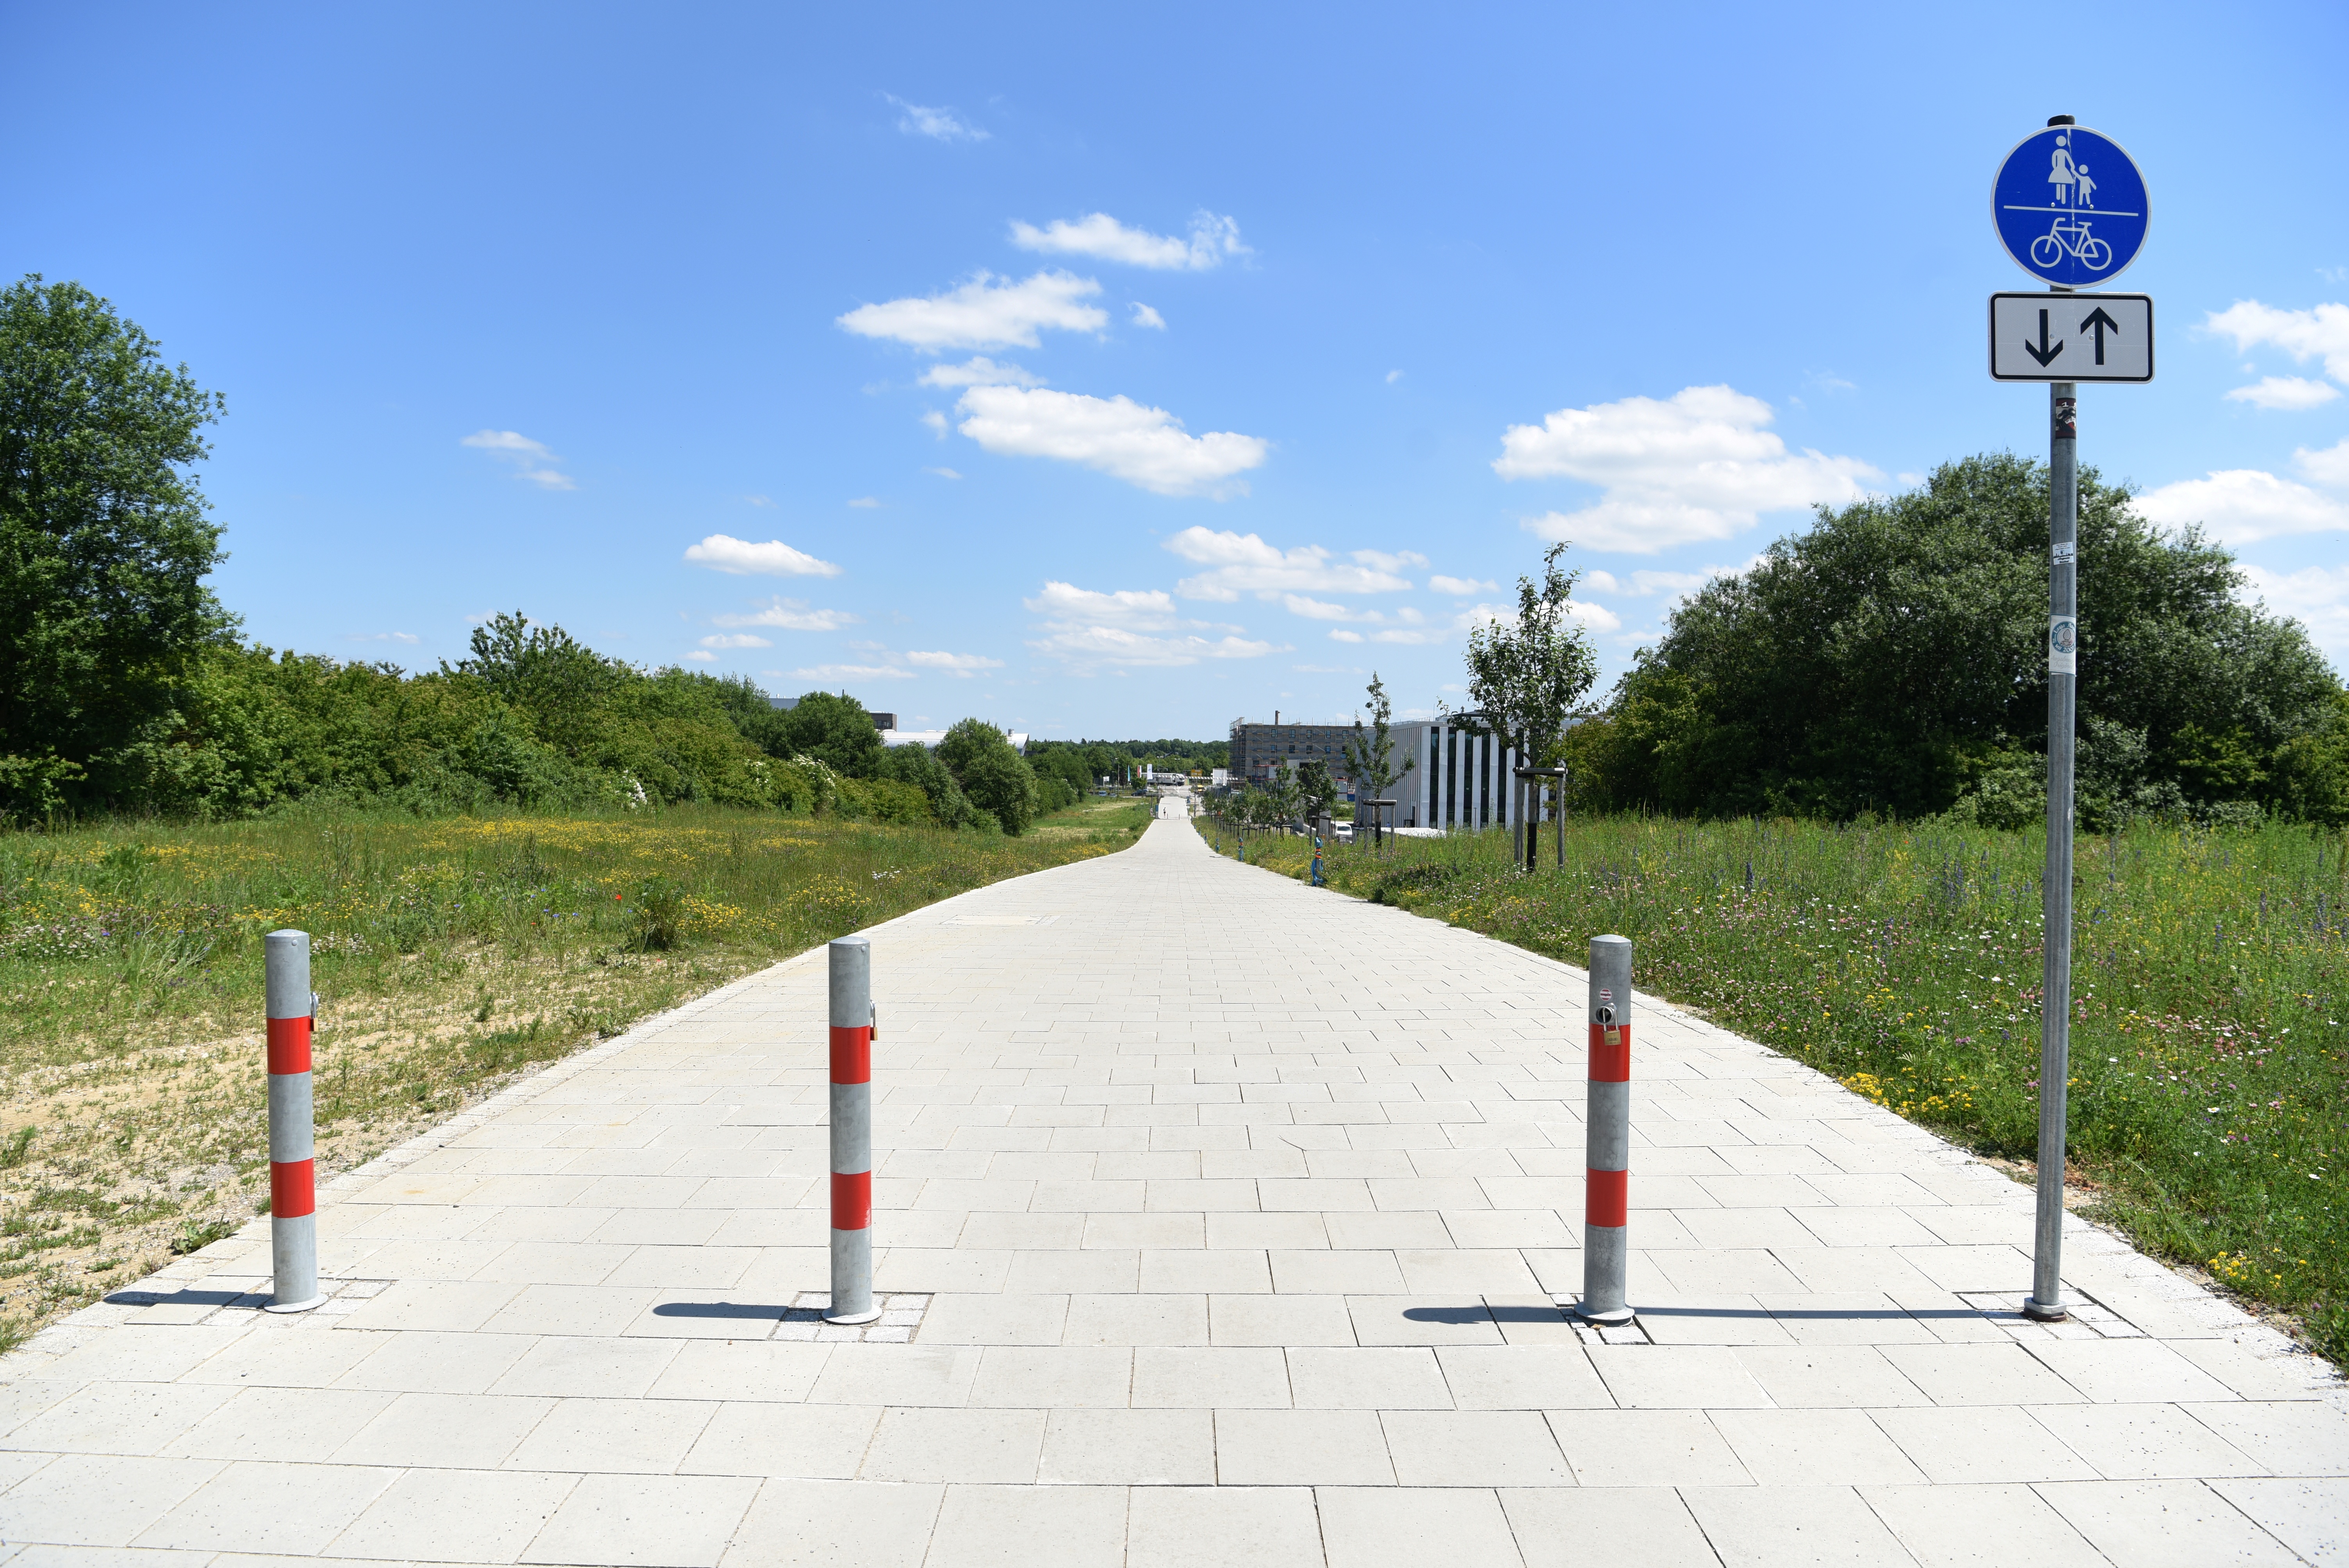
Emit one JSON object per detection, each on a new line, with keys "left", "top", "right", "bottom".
{"left": 0, "top": 795, "right": 1153, "bottom": 1337}
{"left": 1209, "top": 811, "right": 2349, "bottom": 1363}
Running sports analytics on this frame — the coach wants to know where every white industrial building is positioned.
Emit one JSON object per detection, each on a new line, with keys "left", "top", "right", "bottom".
{"left": 1378, "top": 718, "right": 1530, "bottom": 831}
{"left": 1227, "top": 709, "right": 1538, "bottom": 832}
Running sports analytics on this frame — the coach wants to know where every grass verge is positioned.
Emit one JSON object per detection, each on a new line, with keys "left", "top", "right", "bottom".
{"left": 0, "top": 793, "right": 1155, "bottom": 1337}
{"left": 1201, "top": 811, "right": 2348, "bottom": 1365}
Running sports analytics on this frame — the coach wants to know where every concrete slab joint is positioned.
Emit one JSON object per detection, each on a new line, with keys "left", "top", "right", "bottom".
{"left": 1, "top": 804, "right": 2338, "bottom": 1567}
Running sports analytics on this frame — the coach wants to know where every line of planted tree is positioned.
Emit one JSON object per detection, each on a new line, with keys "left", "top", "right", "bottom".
{"left": 0, "top": 275, "right": 1152, "bottom": 835}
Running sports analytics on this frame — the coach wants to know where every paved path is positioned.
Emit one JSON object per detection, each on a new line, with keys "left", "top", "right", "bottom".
{"left": 5, "top": 807, "right": 2343, "bottom": 1566}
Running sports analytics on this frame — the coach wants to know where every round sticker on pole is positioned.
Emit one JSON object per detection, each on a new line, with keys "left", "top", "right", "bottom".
{"left": 2048, "top": 616, "right": 2078, "bottom": 675}
{"left": 1993, "top": 121, "right": 2149, "bottom": 287}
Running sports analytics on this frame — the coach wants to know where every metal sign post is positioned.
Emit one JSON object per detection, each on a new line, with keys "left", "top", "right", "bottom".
{"left": 1988, "top": 116, "right": 2151, "bottom": 1322}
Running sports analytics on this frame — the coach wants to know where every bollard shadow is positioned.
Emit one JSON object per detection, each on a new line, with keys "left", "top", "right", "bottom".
{"left": 1636, "top": 1305, "right": 1991, "bottom": 1322}
{"left": 650, "top": 1301, "right": 795, "bottom": 1321}
{"left": 1400, "top": 1304, "right": 1569, "bottom": 1325}
{"left": 103, "top": 1288, "right": 262, "bottom": 1309}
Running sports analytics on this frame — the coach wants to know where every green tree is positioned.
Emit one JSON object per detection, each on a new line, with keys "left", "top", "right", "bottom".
{"left": 939, "top": 718, "right": 1038, "bottom": 834}
{"left": 1339, "top": 671, "right": 1416, "bottom": 812}
{"left": 1296, "top": 759, "right": 1337, "bottom": 819}
{"left": 1575, "top": 454, "right": 2340, "bottom": 821}
{"left": 1455, "top": 542, "right": 1599, "bottom": 769}
{"left": 0, "top": 276, "right": 230, "bottom": 815}
{"left": 876, "top": 741, "right": 989, "bottom": 829}
{"left": 773, "top": 691, "right": 885, "bottom": 777}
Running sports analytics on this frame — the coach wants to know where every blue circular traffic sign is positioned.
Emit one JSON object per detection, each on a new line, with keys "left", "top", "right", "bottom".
{"left": 1992, "top": 125, "right": 2148, "bottom": 287}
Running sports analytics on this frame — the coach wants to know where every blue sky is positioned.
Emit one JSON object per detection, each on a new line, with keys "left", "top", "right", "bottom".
{"left": 8, "top": 3, "right": 2346, "bottom": 739}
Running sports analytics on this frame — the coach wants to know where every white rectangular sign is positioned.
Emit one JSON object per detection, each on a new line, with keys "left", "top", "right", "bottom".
{"left": 1989, "top": 292, "right": 2153, "bottom": 382}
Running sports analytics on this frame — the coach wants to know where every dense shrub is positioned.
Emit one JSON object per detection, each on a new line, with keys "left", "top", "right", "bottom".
{"left": 1562, "top": 455, "right": 2346, "bottom": 824}
{"left": 941, "top": 719, "right": 1039, "bottom": 835}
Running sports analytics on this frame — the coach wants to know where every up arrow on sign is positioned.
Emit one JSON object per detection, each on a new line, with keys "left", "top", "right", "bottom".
{"left": 1990, "top": 292, "right": 2153, "bottom": 382}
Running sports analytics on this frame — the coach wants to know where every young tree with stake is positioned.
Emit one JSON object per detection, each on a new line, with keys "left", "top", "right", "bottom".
{"left": 1455, "top": 543, "right": 1600, "bottom": 862}
{"left": 1340, "top": 672, "right": 1415, "bottom": 843}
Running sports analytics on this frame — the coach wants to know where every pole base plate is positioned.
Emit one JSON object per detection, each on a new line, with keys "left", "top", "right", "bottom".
{"left": 263, "top": 1294, "right": 326, "bottom": 1314}
{"left": 1567, "top": 1299, "right": 1636, "bottom": 1326}
{"left": 2022, "top": 1296, "right": 2070, "bottom": 1323}
{"left": 823, "top": 1309, "right": 883, "bottom": 1326}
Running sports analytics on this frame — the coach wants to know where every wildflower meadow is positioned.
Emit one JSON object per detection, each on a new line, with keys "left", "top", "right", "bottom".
{"left": 1207, "top": 811, "right": 2349, "bottom": 1365}
{"left": 0, "top": 794, "right": 1153, "bottom": 1341}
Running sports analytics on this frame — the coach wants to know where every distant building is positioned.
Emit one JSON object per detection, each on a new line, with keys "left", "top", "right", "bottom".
{"left": 1230, "top": 708, "right": 1534, "bottom": 830}
{"left": 1228, "top": 711, "right": 1358, "bottom": 790}
{"left": 884, "top": 728, "right": 1028, "bottom": 750}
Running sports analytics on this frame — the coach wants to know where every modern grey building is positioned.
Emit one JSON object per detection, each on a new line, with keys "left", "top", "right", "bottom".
{"left": 1229, "top": 709, "right": 1531, "bottom": 831}
{"left": 1382, "top": 718, "right": 1527, "bottom": 830}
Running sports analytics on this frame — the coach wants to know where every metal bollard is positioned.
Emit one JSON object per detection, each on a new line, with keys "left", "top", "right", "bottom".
{"left": 1577, "top": 934, "right": 1634, "bottom": 1324}
{"left": 827, "top": 935, "right": 879, "bottom": 1324}
{"left": 264, "top": 930, "right": 324, "bottom": 1312}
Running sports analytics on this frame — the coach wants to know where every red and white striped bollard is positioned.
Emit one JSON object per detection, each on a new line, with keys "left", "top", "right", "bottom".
{"left": 1578, "top": 934, "right": 1634, "bottom": 1324}
{"left": 264, "top": 929, "right": 323, "bottom": 1312}
{"left": 827, "top": 935, "right": 879, "bottom": 1324}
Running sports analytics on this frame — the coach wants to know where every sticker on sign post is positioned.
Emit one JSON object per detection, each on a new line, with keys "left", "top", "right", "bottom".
{"left": 2048, "top": 617, "right": 2078, "bottom": 674}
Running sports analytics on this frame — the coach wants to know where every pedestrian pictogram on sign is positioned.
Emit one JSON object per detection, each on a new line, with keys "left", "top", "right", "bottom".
{"left": 1992, "top": 125, "right": 2149, "bottom": 287}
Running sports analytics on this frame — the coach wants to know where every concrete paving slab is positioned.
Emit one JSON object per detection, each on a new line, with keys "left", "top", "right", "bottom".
{"left": 3, "top": 807, "right": 2338, "bottom": 1565}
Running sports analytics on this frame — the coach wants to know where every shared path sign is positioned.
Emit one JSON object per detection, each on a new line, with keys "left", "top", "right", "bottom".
{"left": 1992, "top": 124, "right": 2149, "bottom": 287}
{"left": 1989, "top": 292, "right": 2153, "bottom": 382}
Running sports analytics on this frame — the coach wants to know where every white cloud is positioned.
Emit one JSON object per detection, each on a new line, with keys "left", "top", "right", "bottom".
{"left": 1281, "top": 595, "right": 1428, "bottom": 628}
{"left": 955, "top": 386, "right": 1268, "bottom": 496}
{"left": 906, "top": 650, "right": 1005, "bottom": 677}
{"left": 2239, "top": 562, "right": 2349, "bottom": 664}
{"left": 746, "top": 494, "right": 774, "bottom": 507}
{"left": 2139, "top": 439, "right": 2349, "bottom": 545}
{"left": 2204, "top": 300, "right": 2349, "bottom": 382}
{"left": 1322, "top": 592, "right": 1622, "bottom": 645}
{"left": 1283, "top": 595, "right": 1362, "bottom": 622}
{"left": 1428, "top": 574, "right": 1498, "bottom": 595}
{"left": 345, "top": 631, "right": 421, "bottom": 645}
{"left": 1494, "top": 385, "right": 1878, "bottom": 554}
{"left": 1386, "top": 369, "right": 1404, "bottom": 385}
{"left": 2225, "top": 376, "right": 2341, "bottom": 410}
{"left": 461, "top": 429, "right": 574, "bottom": 490}
{"left": 1583, "top": 567, "right": 1723, "bottom": 598}
{"left": 848, "top": 497, "right": 879, "bottom": 509}
{"left": 924, "top": 466, "right": 963, "bottom": 479}
{"left": 683, "top": 535, "right": 844, "bottom": 577}
{"left": 1165, "top": 529, "right": 1413, "bottom": 600}
{"left": 2299, "top": 436, "right": 2349, "bottom": 488}
{"left": 789, "top": 663, "right": 916, "bottom": 682}
{"left": 1024, "top": 581, "right": 1183, "bottom": 629}
{"left": 886, "top": 96, "right": 986, "bottom": 142}
{"left": 686, "top": 650, "right": 716, "bottom": 663}
{"left": 1027, "top": 624, "right": 1285, "bottom": 668}
{"left": 838, "top": 271, "right": 1105, "bottom": 352}
{"left": 921, "top": 411, "right": 948, "bottom": 436}
{"left": 699, "top": 633, "right": 773, "bottom": 650}
{"left": 1352, "top": 549, "right": 1429, "bottom": 574}
{"left": 1131, "top": 303, "right": 1166, "bottom": 330}
{"left": 1007, "top": 211, "right": 1246, "bottom": 270}
{"left": 711, "top": 598, "right": 859, "bottom": 632}
{"left": 2137, "top": 469, "right": 2349, "bottom": 544}
{"left": 919, "top": 356, "right": 1044, "bottom": 388}
{"left": 1023, "top": 578, "right": 1280, "bottom": 666}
